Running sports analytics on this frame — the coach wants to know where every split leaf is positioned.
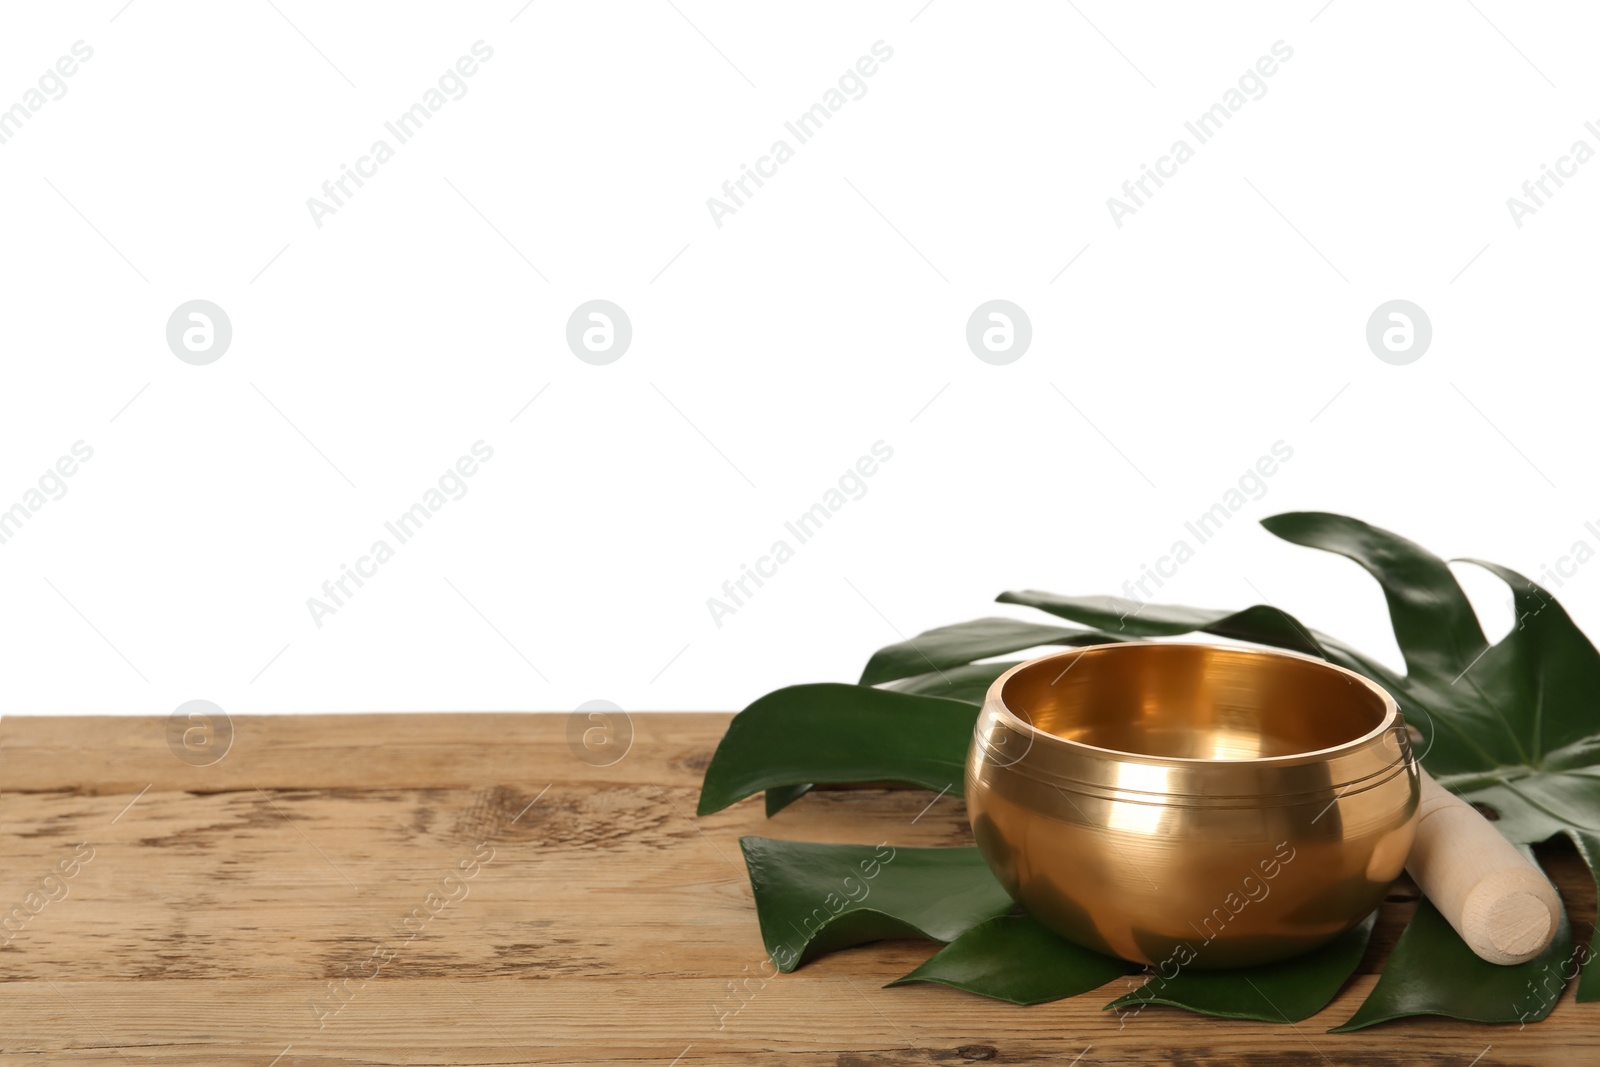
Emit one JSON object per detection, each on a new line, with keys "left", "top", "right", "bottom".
{"left": 741, "top": 837, "right": 1014, "bottom": 973}
{"left": 889, "top": 914, "right": 1138, "bottom": 1005}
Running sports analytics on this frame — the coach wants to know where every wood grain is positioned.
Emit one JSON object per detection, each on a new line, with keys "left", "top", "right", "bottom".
{"left": 0, "top": 713, "right": 1594, "bottom": 1066}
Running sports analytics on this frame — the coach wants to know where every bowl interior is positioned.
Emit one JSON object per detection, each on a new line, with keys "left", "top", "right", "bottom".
{"left": 1000, "top": 643, "right": 1390, "bottom": 761}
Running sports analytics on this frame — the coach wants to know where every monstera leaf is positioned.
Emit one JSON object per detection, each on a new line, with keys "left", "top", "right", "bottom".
{"left": 696, "top": 684, "right": 977, "bottom": 817}
{"left": 1106, "top": 911, "right": 1378, "bottom": 1023}
{"left": 888, "top": 914, "right": 1139, "bottom": 1005}
{"left": 1331, "top": 893, "right": 1575, "bottom": 1030}
{"left": 858, "top": 618, "right": 1125, "bottom": 686}
{"left": 697, "top": 512, "right": 1600, "bottom": 1027}
{"left": 996, "top": 514, "right": 1600, "bottom": 1014}
{"left": 739, "top": 838, "right": 1014, "bottom": 972}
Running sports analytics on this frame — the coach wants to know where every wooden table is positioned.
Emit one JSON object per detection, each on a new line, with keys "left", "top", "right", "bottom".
{"left": 1, "top": 713, "right": 1593, "bottom": 1066}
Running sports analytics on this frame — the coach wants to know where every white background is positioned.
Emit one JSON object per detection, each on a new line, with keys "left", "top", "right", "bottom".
{"left": 0, "top": 1, "right": 1595, "bottom": 717}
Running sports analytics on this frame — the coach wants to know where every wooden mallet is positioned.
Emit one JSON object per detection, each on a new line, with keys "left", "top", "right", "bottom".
{"left": 1405, "top": 766, "right": 1561, "bottom": 965}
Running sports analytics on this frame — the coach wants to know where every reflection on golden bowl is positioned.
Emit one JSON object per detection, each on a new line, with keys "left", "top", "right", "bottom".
{"left": 967, "top": 642, "right": 1419, "bottom": 969}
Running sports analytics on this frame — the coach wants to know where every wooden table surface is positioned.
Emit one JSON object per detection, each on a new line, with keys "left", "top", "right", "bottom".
{"left": 0, "top": 713, "right": 1593, "bottom": 1066}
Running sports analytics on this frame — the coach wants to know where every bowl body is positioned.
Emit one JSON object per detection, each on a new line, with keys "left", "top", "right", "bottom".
{"left": 967, "top": 642, "right": 1418, "bottom": 969}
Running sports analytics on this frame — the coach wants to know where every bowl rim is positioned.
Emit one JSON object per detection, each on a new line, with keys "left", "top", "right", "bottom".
{"left": 985, "top": 640, "right": 1405, "bottom": 770}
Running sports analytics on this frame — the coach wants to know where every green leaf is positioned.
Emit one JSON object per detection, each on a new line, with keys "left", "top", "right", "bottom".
{"left": 1331, "top": 890, "right": 1574, "bottom": 1031}
{"left": 705, "top": 511, "right": 1600, "bottom": 1025}
{"left": 1002, "top": 524, "right": 1600, "bottom": 812}
{"left": 1000, "top": 512, "right": 1600, "bottom": 1023}
{"left": 697, "top": 684, "right": 977, "bottom": 816}
{"left": 859, "top": 617, "right": 1122, "bottom": 687}
{"left": 1258, "top": 513, "right": 1518, "bottom": 776}
{"left": 995, "top": 590, "right": 1399, "bottom": 686}
{"left": 1469, "top": 556, "right": 1600, "bottom": 762}
{"left": 740, "top": 837, "right": 1015, "bottom": 973}
{"left": 1254, "top": 516, "right": 1600, "bottom": 846}
{"left": 882, "top": 660, "right": 1025, "bottom": 706}
{"left": 888, "top": 915, "right": 1138, "bottom": 1005}
{"left": 1261, "top": 512, "right": 1488, "bottom": 681}
{"left": 764, "top": 783, "right": 812, "bottom": 816}
{"left": 1105, "top": 911, "right": 1377, "bottom": 1023}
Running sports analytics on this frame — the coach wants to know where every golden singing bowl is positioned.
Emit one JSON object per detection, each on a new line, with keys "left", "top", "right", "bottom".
{"left": 967, "top": 642, "right": 1419, "bottom": 969}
